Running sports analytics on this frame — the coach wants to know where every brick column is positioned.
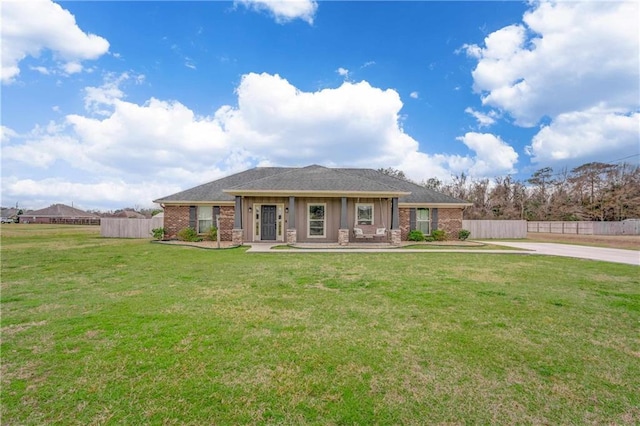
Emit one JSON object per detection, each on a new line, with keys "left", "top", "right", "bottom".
{"left": 286, "top": 229, "right": 297, "bottom": 245}
{"left": 338, "top": 229, "right": 349, "bottom": 246}
{"left": 232, "top": 229, "right": 243, "bottom": 246}
{"left": 390, "top": 229, "right": 401, "bottom": 246}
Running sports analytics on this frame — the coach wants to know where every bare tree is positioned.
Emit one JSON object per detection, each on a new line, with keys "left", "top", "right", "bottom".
{"left": 526, "top": 167, "right": 555, "bottom": 220}
{"left": 568, "top": 162, "right": 615, "bottom": 221}
{"left": 378, "top": 167, "right": 409, "bottom": 181}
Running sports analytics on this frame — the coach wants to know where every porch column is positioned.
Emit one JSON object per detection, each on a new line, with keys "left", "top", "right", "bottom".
{"left": 234, "top": 196, "right": 242, "bottom": 229}
{"left": 338, "top": 196, "right": 349, "bottom": 246}
{"left": 340, "top": 197, "right": 348, "bottom": 229}
{"left": 287, "top": 196, "right": 297, "bottom": 244}
{"left": 288, "top": 196, "right": 296, "bottom": 228}
{"left": 232, "top": 196, "right": 243, "bottom": 245}
{"left": 390, "top": 197, "right": 400, "bottom": 246}
{"left": 391, "top": 197, "right": 399, "bottom": 229}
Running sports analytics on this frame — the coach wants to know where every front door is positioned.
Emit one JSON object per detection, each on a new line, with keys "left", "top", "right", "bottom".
{"left": 261, "top": 205, "right": 277, "bottom": 240}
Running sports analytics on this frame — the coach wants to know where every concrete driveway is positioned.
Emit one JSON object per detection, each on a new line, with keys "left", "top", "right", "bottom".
{"left": 246, "top": 242, "right": 639, "bottom": 266}
{"left": 491, "top": 242, "right": 639, "bottom": 266}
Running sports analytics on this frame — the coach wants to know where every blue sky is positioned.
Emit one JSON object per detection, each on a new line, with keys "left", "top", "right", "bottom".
{"left": 2, "top": 0, "right": 638, "bottom": 211}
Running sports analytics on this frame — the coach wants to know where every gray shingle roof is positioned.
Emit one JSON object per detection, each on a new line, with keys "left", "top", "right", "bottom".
{"left": 27, "top": 204, "right": 99, "bottom": 218}
{"left": 225, "top": 165, "right": 406, "bottom": 194}
{"left": 154, "top": 167, "right": 292, "bottom": 203}
{"left": 154, "top": 165, "right": 470, "bottom": 205}
{"left": 338, "top": 168, "right": 469, "bottom": 204}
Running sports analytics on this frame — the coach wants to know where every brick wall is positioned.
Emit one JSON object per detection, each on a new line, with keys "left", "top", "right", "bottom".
{"left": 399, "top": 207, "right": 463, "bottom": 240}
{"left": 218, "top": 206, "right": 234, "bottom": 241}
{"left": 399, "top": 207, "right": 411, "bottom": 241}
{"left": 163, "top": 205, "right": 190, "bottom": 239}
{"left": 163, "top": 205, "right": 235, "bottom": 241}
{"left": 436, "top": 208, "right": 463, "bottom": 239}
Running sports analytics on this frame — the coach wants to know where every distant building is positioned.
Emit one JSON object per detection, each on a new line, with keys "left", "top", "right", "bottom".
{"left": 0, "top": 208, "right": 20, "bottom": 223}
{"left": 20, "top": 204, "right": 100, "bottom": 225}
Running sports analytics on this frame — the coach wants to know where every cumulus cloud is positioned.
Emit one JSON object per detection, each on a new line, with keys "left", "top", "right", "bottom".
{"left": 216, "top": 72, "right": 418, "bottom": 166}
{"left": 83, "top": 72, "right": 144, "bottom": 116}
{"left": 463, "top": 1, "right": 639, "bottom": 166}
{"left": 235, "top": 0, "right": 318, "bottom": 24}
{"left": 1, "top": 176, "right": 183, "bottom": 212}
{"left": 336, "top": 67, "right": 350, "bottom": 77}
{"left": 1, "top": 0, "right": 109, "bottom": 83}
{"left": 4, "top": 72, "right": 519, "bottom": 208}
{"left": 456, "top": 132, "right": 518, "bottom": 176}
{"left": 526, "top": 107, "right": 640, "bottom": 163}
{"left": 410, "top": 91, "right": 419, "bottom": 99}
{"left": 464, "top": 1, "right": 638, "bottom": 126}
{"left": 464, "top": 107, "right": 497, "bottom": 127}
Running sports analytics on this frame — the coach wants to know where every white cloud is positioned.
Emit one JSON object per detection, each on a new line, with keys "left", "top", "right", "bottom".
{"left": 456, "top": 132, "right": 518, "bottom": 176}
{"left": 3, "top": 72, "right": 516, "bottom": 209}
{"left": 526, "top": 107, "right": 640, "bottom": 163}
{"left": 1, "top": 125, "right": 19, "bottom": 143}
{"left": 2, "top": 176, "right": 183, "bottom": 211}
{"left": 217, "top": 73, "right": 418, "bottom": 166}
{"left": 410, "top": 91, "right": 419, "bottom": 99}
{"left": 464, "top": 107, "right": 497, "bottom": 127}
{"left": 29, "top": 66, "right": 51, "bottom": 75}
{"left": 464, "top": 1, "right": 638, "bottom": 127}
{"left": 463, "top": 1, "right": 639, "bottom": 167}
{"left": 1, "top": 0, "right": 110, "bottom": 84}
{"left": 337, "top": 67, "right": 349, "bottom": 77}
{"left": 235, "top": 0, "right": 318, "bottom": 24}
{"left": 82, "top": 72, "right": 145, "bottom": 115}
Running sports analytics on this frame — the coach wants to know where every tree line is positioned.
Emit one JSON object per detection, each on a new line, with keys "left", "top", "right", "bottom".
{"left": 380, "top": 162, "right": 640, "bottom": 221}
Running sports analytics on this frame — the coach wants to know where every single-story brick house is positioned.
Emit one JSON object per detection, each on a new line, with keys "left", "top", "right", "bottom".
{"left": 19, "top": 203, "right": 101, "bottom": 225}
{"left": 154, "top": 165, "right": 471, "bottom": 246}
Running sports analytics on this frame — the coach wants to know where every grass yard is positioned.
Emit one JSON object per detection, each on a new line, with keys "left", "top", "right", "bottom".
{"left": 1, "top": 225, "right": 639, "bottom": 424}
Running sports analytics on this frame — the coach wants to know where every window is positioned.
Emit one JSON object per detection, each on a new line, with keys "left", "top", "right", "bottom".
{"left": 416, "top": 208, "right": 430, "bottom": 234}
{"left": 308, "top": 204, "right": 325, "bottom": 237}
{"left": 198, "top": 207, "right": 213, "bottom": 233}
{"left": 356, "top": 203, "right": 373, "bottom": 225}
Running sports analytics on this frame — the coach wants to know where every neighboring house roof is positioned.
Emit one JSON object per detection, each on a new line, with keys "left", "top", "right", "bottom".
{"left": 25, "top": 204, "right": 99, "bottom": 218}
{"left": 155, "top": 165, "right": 471, "bottom": 206}
{"left": 1, "top": 208, "right": 19, "bottom": 218}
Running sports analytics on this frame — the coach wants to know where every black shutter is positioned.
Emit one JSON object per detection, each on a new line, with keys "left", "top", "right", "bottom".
{"left": 409, "top": 208, "right": 416, "bottom": 231}
{"left": 432, "top": 208, "right": 438, "bottom": 232}
{"left": 213, "top": 206, "right": 220, "bottom": 227}
{"left": 189, "top": 206, "right": 197, "bottom": 229}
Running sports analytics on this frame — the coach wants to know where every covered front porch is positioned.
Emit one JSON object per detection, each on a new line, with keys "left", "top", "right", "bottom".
{"left": 230, "top": 195, "right": 403, "bottom": 246}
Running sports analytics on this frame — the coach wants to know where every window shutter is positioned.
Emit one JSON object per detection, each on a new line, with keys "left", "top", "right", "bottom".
{"left": 432, "top": 208, "right": 438, "bottom": 231}
{"left": 213, "top": 206, "right": 220, "bottom": 227}
{"left": 409, "top": 208, "right": 416, "bottom": 231}
{"left": 189, "top": 206, "right": 197, "bottom": 229}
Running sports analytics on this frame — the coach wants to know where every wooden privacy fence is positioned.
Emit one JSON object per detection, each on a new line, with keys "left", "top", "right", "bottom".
{"left": 528, "top": 220, "right": 640, "bottom": 235}
{"left": 462, "top": 220, "right": 527, "bottom": 239}
{"left": 100, "top": 217, "right": 164, "bottom": 238}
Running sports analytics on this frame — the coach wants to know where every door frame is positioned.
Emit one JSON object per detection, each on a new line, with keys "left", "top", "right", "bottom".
{"left": 252, "top": 203, "right": 285, "bottom": 242}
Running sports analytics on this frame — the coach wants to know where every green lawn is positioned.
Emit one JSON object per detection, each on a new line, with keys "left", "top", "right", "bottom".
{"left": 2, "top": 225, "right": 639, "bottom": 424}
